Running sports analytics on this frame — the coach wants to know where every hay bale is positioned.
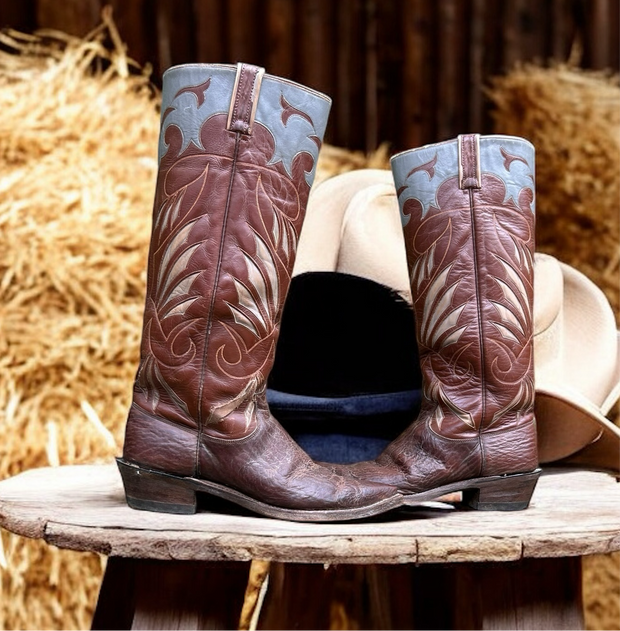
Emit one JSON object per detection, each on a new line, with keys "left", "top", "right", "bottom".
{"left": 0, "top": 13, "right": 158, "bottom": 630}
{"left": 487, "top": 62, "right": 620, "bottom": 317}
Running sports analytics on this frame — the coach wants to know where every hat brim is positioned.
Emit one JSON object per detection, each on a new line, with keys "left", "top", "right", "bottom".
{"left": 536, "top": 390, "right": 619, "bottom": 460}
{"left": 536, "top": 390, "right": 620, "bottom": 475}
{"left": 554, "top": 422, "right": 620, "bottom": 477}
{"left": 536, "top": 331, "right": 620, "bottom": 473}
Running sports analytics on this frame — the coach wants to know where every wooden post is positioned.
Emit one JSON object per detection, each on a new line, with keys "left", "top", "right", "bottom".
{"left": 92, "top": 558, "right": 250, "bottom": 631}
{"left": 257, "top": 563, "right": 338, "bottom": 629}
{"left": 402, "top": 558, "right": 584, "bottom": 630}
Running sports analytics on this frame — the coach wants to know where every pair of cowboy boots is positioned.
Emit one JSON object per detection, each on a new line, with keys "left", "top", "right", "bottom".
{"left": 118, "top": 63, "right": 540, "bottom": 521}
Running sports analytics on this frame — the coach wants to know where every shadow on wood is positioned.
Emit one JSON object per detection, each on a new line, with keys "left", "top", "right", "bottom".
{"left": 255, "top": 558, "right": 584, "bottom": 630}
{"left": 91, "top": 558, "right": 250, "bottom": 631}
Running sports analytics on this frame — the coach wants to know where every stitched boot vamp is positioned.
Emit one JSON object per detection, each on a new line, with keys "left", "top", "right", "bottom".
{"left": 199, "top": 406, "right": 400, "bottom": 510}
{"left": 333, "top": 407, "right": 483, "bottom": 492}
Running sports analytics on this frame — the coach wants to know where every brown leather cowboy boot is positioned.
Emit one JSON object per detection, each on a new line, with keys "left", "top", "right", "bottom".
{"left": 349, "top": 134, "right": 541, "bottom": 510}
{"left": 117, "top": 63, "right": 400, "bottom": 521}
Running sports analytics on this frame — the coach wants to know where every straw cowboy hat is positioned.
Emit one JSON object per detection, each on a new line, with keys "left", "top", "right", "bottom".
{"left": 268, "top": 169, "right": 620, "bottom": 474}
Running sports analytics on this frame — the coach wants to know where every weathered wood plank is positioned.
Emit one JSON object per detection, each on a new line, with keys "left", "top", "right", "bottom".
{"left": 608, "top": 0, "right": 620, "bottom": 69}
{"left": 469, "top": 0, "right": 485, "bottom": 132}
{"left": 130, "top": 559, "right": 249, "bottom": 630}
{"left": 0, "top": 0, "right": 36, "bottom": 32}
{"left": 333, "top": 0, "right": 365, "bottom": 150}
{"left": 401, "top": 0, "right": 435, "bottom": 149}
{"left": 107, "top": 0, "right": 155, "bottom": 68}
{"left": 452, "top": 557, "right": 584, "bottom": 630}
{"left": 91, "top": 556, "right": 137, "bottom": 630}
{"left": 297, "top": 0, "right": 337, "bottom": 112}
{"left": 363, "top": 0, "right": 379, "bottom": 152}
{"left": 265, "top": 0, "right": 295, "bottom": 78}
{"left": 257, "top": 563, "right": 336, "bottom": 629}
{"left": 374, "top": 0, "right": 404, "bottom": 152}
{"left": 194, "top": 0, "right": 225, "bottom": 63}
{"left": 502, "top": 0, "right": 527, "bottom": 72}
{"left": 1, "top": 465, "right": 619, "bottom": 565}
{"left": 35, "top": 0, "right": 102, "bottom": 37}
{"left": 13, "top": 0, "right": 620, "bottom": 148}
{"left": 154, "top": 0, "right": 196, "bottom": 74}
{"left": 365, "top": 564, "right": 416, "bottom": 629}
{"left": 588, "top": 0, "right": 611, "bottom": 70}
{"left": 550, "top": 0, "right": 574, "bottom": 62}
{"left": 436, "top": 0, "right": 460, "bottom": 141}
{"left": 225, "top": 0, "right": 262, "bottom": 66}
{"left": 253, "top": 558, "right": 584, "bottom": 630}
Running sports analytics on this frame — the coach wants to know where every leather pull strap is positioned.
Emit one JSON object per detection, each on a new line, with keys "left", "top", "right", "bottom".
{"left": 227, "top": 62, "right": 265, "bottom": 135}
{"left": 458, "top": 133, "right": 482, "bottom": 189}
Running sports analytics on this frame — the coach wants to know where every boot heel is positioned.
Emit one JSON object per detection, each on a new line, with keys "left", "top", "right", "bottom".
{"left": 463, "top": 470, "right": 541, "bottom": 511}
{"left": 117, "top": 458, "right": 197, "bottom": 515}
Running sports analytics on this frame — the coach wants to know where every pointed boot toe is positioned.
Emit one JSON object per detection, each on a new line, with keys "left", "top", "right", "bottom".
{"left": 323, "top": 458, "right": 409, "bottom": 488}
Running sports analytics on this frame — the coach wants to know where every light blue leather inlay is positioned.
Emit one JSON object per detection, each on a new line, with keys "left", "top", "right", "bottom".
{"left": 391, "top": 140, "right": 458, "bottom": 223}
{"left": 159, "top": 64, "right": 330, "bottom": 187}
{"left": 479, "top": 136, "right": 535, "bottom": 211}
{"left": 159, "top": 65, "right": 233, "bottom": 161}
{"left": 391, "top": 136, "right": 535, "bottom": 226}
{"left": 256, "top": 76, "right": 330, "bottom": 186}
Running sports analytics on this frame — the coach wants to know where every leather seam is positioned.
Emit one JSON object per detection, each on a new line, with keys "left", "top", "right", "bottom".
{"left": 427, "top": 426, "right": 483, "bottom": 443}
{"left": 468, "top": 187, "right": 486, "bottom": 478}
{"left": 230, "top": 70, "right": 246, "bottom": 131}
{"left": 202, "top": 423, "right": 261, "bottom": 445}
{"left": 244, "top": 69, "right": 259, "bottom": 132}
{"left": 479, "top": 416, "right": 536, "bottom": 436}
{"left": 195, "top": 133, "right": 241, "bottom": 476}
{"left": 130, "top": 402, "right": 198, "bottom": 435}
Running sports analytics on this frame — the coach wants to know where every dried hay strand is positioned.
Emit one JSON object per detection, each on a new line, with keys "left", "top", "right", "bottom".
{"left": 487, "top": 62, "right": 620, "bottom": 319}
{"left": 315, "top": 142, "right": 390, "bottom": 185}
{"left": 0, "top": 12, "right": 159, "bottom": 630}
{"left": 0, "top": 13, "right": 388, "bottom": 629}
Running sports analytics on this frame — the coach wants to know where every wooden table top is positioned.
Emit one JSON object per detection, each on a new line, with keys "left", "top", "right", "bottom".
{"left": 0, "top": 464, "right": 618, "bottom": 565}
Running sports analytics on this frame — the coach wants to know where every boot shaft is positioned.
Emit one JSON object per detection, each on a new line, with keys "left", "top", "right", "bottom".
{"left": 134, "top": 63, "right": 331, "bottom": 438}
{"left": 119, "top": 66, "right": 406, "bottom": 518}
{"left": 391, "top": 134, "right": 536, "bottom": 439}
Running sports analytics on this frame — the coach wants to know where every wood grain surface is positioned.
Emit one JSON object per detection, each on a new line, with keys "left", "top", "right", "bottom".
{"left": 0, "top": 465, "right": 618, "bottom": 565}
{"left": 0, "top": 0, "right": 618, "bottom": 152}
